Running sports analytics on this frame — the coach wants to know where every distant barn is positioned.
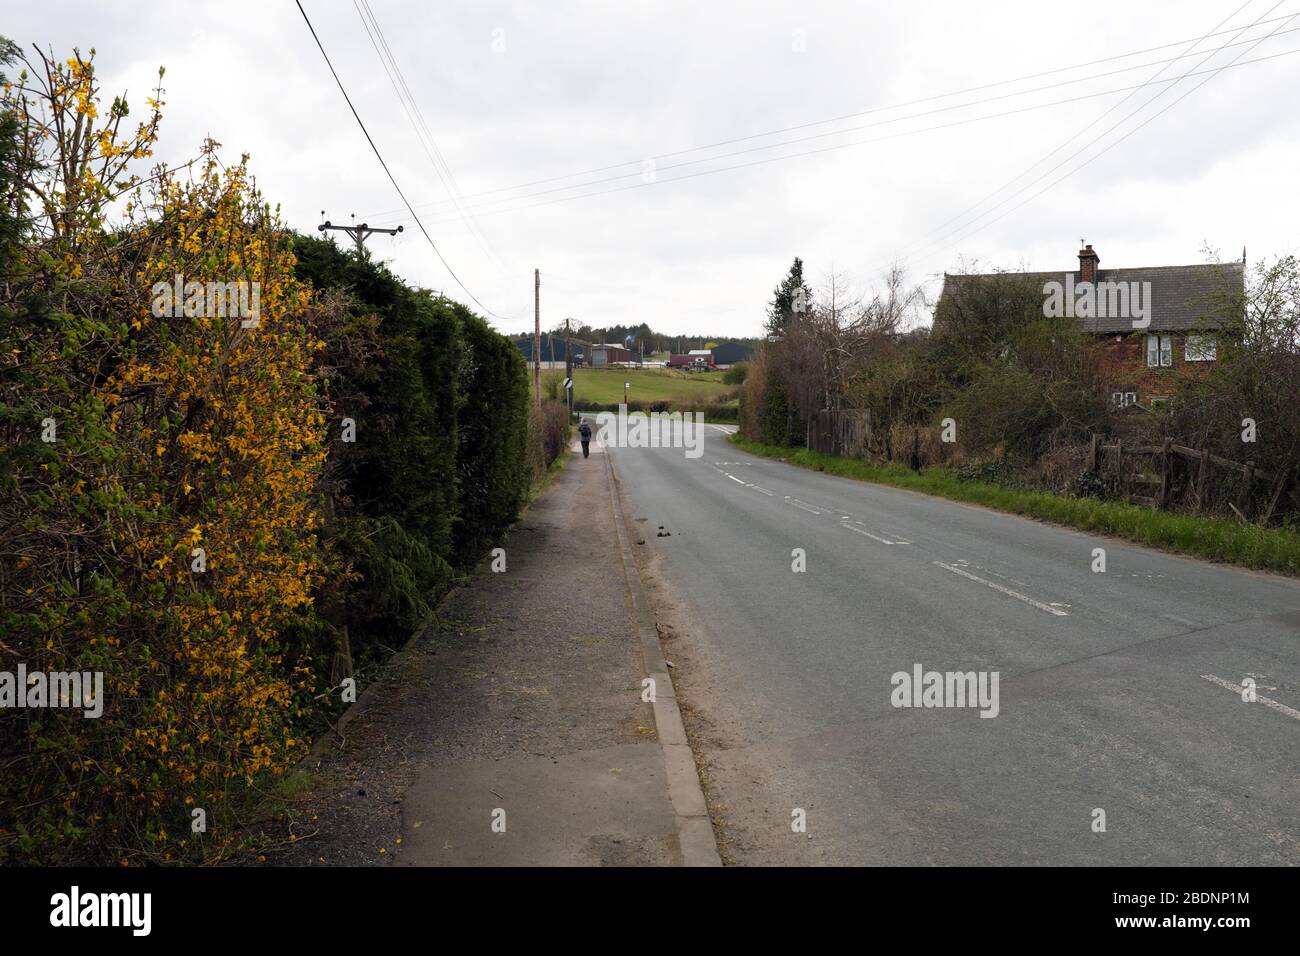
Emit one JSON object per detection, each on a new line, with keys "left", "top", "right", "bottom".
{"left": 711, "top": 342, "right": 753, "bottom": 366}
{"left": 590, "top": 343, "right": 632, "bottom": 367}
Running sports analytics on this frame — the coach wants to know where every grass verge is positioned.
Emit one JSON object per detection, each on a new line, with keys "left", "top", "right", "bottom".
{"left": 526, "top": 445, "right": 569, "bottom": 508}
{"left": 731, "top": 435, "right": 1300, "bottom": 576}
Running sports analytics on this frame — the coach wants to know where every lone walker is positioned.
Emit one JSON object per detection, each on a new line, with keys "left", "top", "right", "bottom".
{"left": 578, "top": 417, "right": 592, "bottom": 458}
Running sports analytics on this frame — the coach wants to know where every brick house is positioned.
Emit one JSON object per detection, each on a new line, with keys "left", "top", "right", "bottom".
{"left": 939, "top": 244, "right": 1243, "bottom": 407}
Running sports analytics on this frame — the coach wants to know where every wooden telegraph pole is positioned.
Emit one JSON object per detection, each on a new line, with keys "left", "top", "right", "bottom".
{"left": 318, "top": 214, "right": 403, "bottom": 256}
{"left": 564, "top": 317, "right": 574, "bottom": 420}
{"left": 534, "top": 268, "right": 541, "bottom": 407}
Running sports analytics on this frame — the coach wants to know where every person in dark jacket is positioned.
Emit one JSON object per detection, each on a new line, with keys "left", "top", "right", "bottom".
{"left": 578, "top": 417, "right": 592, "bottom": 458}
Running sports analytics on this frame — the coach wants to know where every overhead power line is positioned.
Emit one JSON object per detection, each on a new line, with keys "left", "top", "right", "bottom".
{"left": 353, "top": 0, "right": 513, "bottom": 276}
{"left": 389, "top": 46, "right": 1300, "bottom": 228}
{"left": 294, "top": 0, "right": 510, "bottom": 321}
{"left": 878, "top": 2, "right": 1300, "bottom": 278}
{"left": 363, "top": 13, "right": 1300, "bottom": 222}
{"left": 870, "top": 0, "right": 1260, "bottom": 274}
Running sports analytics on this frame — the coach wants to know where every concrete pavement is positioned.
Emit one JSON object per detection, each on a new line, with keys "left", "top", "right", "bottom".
{"left": 281, "top": 431, "right": 718, "bottom": 866}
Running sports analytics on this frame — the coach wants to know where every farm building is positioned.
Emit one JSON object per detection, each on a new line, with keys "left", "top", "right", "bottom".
{"left": 589, "top": 343, "right": 632, "bottom": 367}
{"left": 711, "top": 341, "right": 754, "bottom": 366}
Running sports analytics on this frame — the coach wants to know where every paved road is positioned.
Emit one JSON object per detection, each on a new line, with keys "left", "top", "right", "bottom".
{"left": 605, "top": 422, "right": 1300, "bottom": 864}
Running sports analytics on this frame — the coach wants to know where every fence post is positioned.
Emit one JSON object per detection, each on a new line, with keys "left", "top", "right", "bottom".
{"left": 1088, "top": 433, "right": 1098, "bottom": 472}
{"left": 1239, "top": 461, "right": 1254, "bottom": 518}
{"left": 1196, "top": 449, "right": 1209, "bottom": 511}
{"left": 1158, "top": 438, "right": 1171, "bottom": 509}
{"left": 1261, "top": 464, "right": 1292, "bottom": 526}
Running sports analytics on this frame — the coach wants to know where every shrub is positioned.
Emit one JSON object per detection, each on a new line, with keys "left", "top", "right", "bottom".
{"left": 0, "top": 51, "right": 325, "bottom": 863}
{"left": 529, "top": 399, "right": 570, "bottom": 477}
{"left": 723, "top": 362, "right": 749, "bottom": 385}
{"left": 0, "top": 43, "right": 539, "bottom": 864}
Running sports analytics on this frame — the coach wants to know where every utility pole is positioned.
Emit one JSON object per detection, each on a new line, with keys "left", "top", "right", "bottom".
{"left": 564, "top": 317, "right": 573, "bottom": 420}
{"left": 318, "top": 213, "right": 403, "bottom": 256}
{"left": 534, "top": 268, "right": 541, "bottom": 408}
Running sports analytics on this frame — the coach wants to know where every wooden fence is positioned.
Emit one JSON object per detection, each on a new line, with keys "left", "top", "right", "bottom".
{"left": 1093, "top": 434, "right": 1294, "bottom": 521}
{"left": 807, "top": 409, "right": 872, "bottom": 458}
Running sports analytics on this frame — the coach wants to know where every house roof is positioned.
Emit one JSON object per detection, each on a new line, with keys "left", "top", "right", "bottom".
{"left": 940, "top": 261, "right": 1243, "bottom": 333}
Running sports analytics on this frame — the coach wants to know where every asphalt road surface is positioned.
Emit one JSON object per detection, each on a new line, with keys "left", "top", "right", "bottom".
{"left": 603, "top": 420, "right": 1300, "bottom": 865}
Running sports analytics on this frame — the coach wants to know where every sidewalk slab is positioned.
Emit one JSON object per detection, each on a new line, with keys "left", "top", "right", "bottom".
{"left": 276, "top": 442, "right": 712, "bottom": 866}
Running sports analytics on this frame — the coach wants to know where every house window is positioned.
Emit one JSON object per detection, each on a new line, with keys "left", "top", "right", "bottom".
{"left": 1185, "top": 334, "right": 1216, "bottom": 362}
{"left": 1145, "top": 334, "right": 1172, "bottom": 368}
{"left": 1111, "top": 391, "right": 1138, "bottom": 408}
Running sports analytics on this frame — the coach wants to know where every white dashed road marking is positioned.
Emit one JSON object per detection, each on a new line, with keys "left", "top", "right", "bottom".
{"left": 841, "top": 522, "right": 900, "bottom": 545}
{"left": 1201, "top": 674, "right": 1300, "bottom": 722}
{"left": 934, "top": 561, "right": 1069, "bottom": 616}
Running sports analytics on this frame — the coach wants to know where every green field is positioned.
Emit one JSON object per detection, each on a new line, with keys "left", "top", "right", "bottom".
{"left": 569, "top": 367, "right": 733, "bottom": 404}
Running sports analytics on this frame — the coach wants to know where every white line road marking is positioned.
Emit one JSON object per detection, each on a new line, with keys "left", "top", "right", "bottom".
{"left": 841, "top": 522, "right": 897, "bottom": 545}
{"left": 933, "top": 561, "right": 1069, "bottom": 616}
{"left": 718, "top": 468, "right": 774, "bottom": 495}
{"left": 786, "top": 499, "right": 823, "bottom": 514}
{"left": 1201, "top": 674, "right": 1300, "bottom": 722}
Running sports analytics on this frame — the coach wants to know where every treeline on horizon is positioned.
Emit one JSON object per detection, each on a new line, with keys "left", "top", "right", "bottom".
{"left": 511, "top": 322, "right": 761, "bottom": 358}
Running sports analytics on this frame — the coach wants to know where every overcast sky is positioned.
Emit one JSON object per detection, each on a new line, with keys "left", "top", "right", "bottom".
{"left": 9, "top": 0, "right": 1300, "bottom": 338}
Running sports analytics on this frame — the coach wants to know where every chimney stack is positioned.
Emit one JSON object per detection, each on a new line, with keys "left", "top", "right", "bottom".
{"left": 1078, "top": 243, "right": 1099, "bottom": 284}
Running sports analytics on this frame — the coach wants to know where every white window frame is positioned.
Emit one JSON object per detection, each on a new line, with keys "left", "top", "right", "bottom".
{"left": 1185, "top": 334, "right": 1216, "bottom": 362}
{"left": 1146, "top": 334, "right": 1172, "bottom": 368}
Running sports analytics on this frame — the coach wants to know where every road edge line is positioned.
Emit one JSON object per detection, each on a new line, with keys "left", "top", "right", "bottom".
{"left": 603, "top": 450, "right": 723, "bottom": 867}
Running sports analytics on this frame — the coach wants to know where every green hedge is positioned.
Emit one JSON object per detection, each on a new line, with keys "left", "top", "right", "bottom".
{"left": 293, "top": 236, "right": 532, "bottom": 661}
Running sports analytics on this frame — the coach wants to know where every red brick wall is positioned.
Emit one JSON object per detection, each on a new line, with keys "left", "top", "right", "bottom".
{"left": 1095, "top": 333, "right": 1215, "bottom": 402}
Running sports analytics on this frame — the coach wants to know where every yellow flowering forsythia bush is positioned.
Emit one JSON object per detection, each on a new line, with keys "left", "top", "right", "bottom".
{"left": 1, "top": 47, "right": 328, "bottom": 862}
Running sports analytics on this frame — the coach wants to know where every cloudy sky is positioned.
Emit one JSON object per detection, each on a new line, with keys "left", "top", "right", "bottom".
{"left": 8, "top": 0, "right": 1300, "bottom": 337}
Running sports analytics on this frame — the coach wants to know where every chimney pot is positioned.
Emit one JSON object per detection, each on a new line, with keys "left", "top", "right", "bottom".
{"left": 1078, "top": 242, "right": 1100, "bottom": 284}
